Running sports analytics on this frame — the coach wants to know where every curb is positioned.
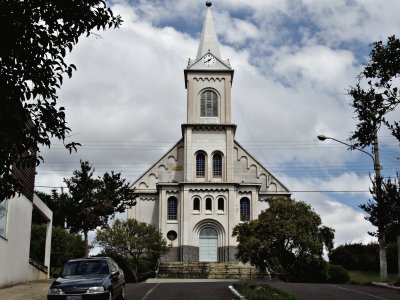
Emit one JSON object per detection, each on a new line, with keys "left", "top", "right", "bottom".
{"left": 371, "top": 282, "right": 400, "bottom": 290}
{"left": 228, "top": 285, "right": 246, "bottom": 300}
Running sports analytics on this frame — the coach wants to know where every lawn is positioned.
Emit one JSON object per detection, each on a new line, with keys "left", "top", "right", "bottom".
{"left": 348, "top": 270, "right": 398, "bottom": 285}
{"left": 232, "top": 283, "right": 299, "bottom": 300}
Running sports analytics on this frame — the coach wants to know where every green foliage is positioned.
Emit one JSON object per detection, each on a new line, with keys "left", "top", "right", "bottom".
{"left": 30, "top": 224, "right": 85, "bottom": 275}
{"left": 233, "top": 198, "right": 334, "bottom": 282}
{"left": 63, "top": 161, "right": 136, "bottom": 256}
{"left": 95, "top": 219, "right": 168, "bottom": 282}
{"left": 30, "top": 223, "right": 47, "bottom": 265}
{"left": 349, "top": 35, "right": 400, "bottom": 148}
{"left": 329, "top": 242, "right": 398, "bottom": 273}
{"left": 0, "top": 0, "right": 122, "bottom": 200}
{"left": 233, "top": 283, "right": 299, "bottom": 300}
{"left": 50, "top": 226, "right": 85, "bottom": 275}
{"left": 327, "top": 264, "right": 350, "bottom": 283}
{"left": 35, "top": 190, "right": 66, "bottom": 228}
{"left": 348, "top": 270, "right": 398, "bottom": 284}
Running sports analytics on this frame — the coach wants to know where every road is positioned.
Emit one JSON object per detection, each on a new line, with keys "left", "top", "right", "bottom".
{"left": 125, "top": 281, "right": 234, "bottom": 300}
{"left": 265, "top": 281, "right": 400, "bottom": 300}
{"left": 124, "top": 280, "right": 400, "bottom": 300}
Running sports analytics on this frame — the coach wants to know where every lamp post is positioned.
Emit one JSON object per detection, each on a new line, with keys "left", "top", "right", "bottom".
{"left": 317, "top": 135, "right": 379, "bottom": 174}
{"left": 317, "top": 133, "right": 388, "bottom": 282}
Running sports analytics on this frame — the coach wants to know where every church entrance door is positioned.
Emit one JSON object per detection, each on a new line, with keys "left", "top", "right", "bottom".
{"left": 199, "top": 227, "right": 218, "bottom": 262}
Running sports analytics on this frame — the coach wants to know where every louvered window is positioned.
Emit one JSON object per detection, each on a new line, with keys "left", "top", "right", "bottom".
{"left": 200, "top": 90, "right": 218, "bottom": 117}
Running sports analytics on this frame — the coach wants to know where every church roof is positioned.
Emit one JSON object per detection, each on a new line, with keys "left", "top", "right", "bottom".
{"left": 196, "top": 1, "right": 221, "bottom": 60}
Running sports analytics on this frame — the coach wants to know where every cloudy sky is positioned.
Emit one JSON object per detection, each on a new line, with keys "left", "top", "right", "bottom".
{"left": 36, "top": 0, "right": 400, "bottom": 249}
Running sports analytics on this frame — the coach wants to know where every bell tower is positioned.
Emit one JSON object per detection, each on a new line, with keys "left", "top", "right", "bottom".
{"left": 183, "top": 1, "right": 236, "bottom": 182}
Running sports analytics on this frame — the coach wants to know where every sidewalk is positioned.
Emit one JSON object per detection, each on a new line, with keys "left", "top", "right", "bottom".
{"left": 0, "top": 280, "right": 53, "bottom": 300}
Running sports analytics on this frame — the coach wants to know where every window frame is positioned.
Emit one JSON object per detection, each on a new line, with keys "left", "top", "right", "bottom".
{"left": 200, "top": 90, "right": 218, "bottom": 117}
{"left": 196, "top": 152, "right": 206, "bottom": 178}
{"left": 193, "top": 197, "right": 201, "bottom": 213}
{"left": 240, "top": 197, "right": 250, "bottom": 221}
{"left": 0, "top": 199, "right": 8, "bottom": 239}
{"left": 205, "top": 197, "right": 213, "bottom": 213}
{"left": 167, "top": 197, "right": 178, "bottom": 221}
{"left": 213, "top": 152, "right": 222, "bottom": 178}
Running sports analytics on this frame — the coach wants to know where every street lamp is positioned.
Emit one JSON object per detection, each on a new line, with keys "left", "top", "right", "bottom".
{"left": 317, "top": 134, "right": 387, "bottom": 282}
{"left": 317, "top": 135, "right": 378, "bottom": 171}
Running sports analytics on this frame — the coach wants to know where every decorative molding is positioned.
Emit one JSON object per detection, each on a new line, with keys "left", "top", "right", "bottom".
{"left": 166, "top": 190, "right": 180, "bottom": 195}
{"left": 189, "top": 188, "right": 229, "bottom": 193}
{"left": 140, "top": 196, "right": 157, "bottom": 201}
{"left": 193, "top": 76, "right": 225, "bottom": 83}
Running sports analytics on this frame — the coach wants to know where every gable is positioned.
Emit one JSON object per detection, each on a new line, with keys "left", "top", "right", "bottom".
{"left": 187, "top": 52, "right": 232, "bottom": 71}
{"left": 131, "top": 139, "right": 184, "bottom": 192}
{"left": 233, "top": 140, "right": 290, "bottom": 195}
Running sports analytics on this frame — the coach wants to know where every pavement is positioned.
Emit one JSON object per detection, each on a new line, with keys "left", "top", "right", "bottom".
{"left": 0, "top": 280, "right": 53, "bottom": 300}
{"left": 1, "top": 278, "right": 399, "bottom": 300}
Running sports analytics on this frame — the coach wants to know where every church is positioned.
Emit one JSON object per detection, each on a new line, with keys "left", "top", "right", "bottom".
{"left": 127, "top": 2, "right": 290, "bottom": 262}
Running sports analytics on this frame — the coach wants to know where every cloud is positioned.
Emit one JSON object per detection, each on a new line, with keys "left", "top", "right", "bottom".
{"left": 35, "top": 1, "right": 400, "bottom": 251}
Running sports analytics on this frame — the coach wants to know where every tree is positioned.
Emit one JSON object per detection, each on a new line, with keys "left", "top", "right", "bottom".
{"left": 348, "top": 35, "right": 400, "bottom": 281}
{"left": 0, "top": 0, "right": 122, "bottom": 200}
{"left": 63, "top": 161, "right": 136, "bottom": 256}
{"left": 232, "top": 198, "right": 335, "bottom": 282}
{"left": 30, "top": 224, "right": 85, "bottom": 275}
{"left": 35, "top": 190, "right": 66, "bottom": 228}
{"left": 95, "top": 219, "right": 169, "bottom": 283}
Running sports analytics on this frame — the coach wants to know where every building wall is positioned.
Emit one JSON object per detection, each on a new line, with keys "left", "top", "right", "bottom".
{"left": 0, "top": 194, "right": 52, "bottom": 288}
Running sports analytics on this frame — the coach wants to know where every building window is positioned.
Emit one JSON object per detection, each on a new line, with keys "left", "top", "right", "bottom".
{"left": 240, "top": 197, "right": 250, "bottom": 221}
{"left": 196, "top": 153, "right": 205, "bottom": 177}
{"left": 167, "top": 230, "right": 177, "bottom": 241}
{"left": 0, "top": 199, "right": 8, "bottom": 238}
{"left": 200, "top": 90, "right": 218, "bottom": 117}
{"left": 217, "top": 197, "right": 224, "bottom": 212}
{"left": 205, "top": 197, "right": 212, "bottom": 212}
{"left": 167, "top": 197, "right": 178, "bottom": 220}
{"left": 193, "top": 197, "right": 200, "bottom": 212}
{"left": 213, "top": 153, "right": 222, "bottom": 177}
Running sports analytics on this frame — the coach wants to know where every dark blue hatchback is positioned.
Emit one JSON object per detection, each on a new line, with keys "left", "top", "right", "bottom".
{"left": 48, "top": 257, "right": 125, "bottom": 300}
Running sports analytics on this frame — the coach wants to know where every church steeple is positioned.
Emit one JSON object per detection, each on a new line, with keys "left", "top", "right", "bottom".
{"left": 196, "top": 1, "right": 221, "bottom": 60}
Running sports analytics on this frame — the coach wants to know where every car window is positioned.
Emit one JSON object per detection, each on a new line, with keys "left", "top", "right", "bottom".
{"left": 62, "top": 260, "right": 109, "bottom": 276}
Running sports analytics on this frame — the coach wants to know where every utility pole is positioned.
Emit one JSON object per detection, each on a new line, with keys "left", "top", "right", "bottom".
{"left": 373, "top": 130, "right": 388, "bottom": 282}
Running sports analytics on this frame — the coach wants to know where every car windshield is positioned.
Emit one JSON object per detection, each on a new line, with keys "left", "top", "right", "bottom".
{"left": 62, "top": 260, "right": 109, "bottom": 276}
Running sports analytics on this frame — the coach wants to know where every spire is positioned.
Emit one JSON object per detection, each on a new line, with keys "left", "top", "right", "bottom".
{"left": 196, "top": 1, "right": 221, "bottom": 59}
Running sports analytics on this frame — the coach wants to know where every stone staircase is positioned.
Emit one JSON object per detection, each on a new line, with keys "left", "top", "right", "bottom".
{"left": 157, "top": 262, "right": 266, "bottom": 279}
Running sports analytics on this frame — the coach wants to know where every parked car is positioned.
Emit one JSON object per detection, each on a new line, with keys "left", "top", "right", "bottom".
{"left": 48, "top": 257, "right": 125, "bottom": 300}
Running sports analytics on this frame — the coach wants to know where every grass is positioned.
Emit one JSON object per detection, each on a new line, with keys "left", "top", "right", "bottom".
{"left": 232, "top": 283, "right": 299, "bottom": 300}
{"left": 348, "top": 270, "right": 398, "bottom": 285}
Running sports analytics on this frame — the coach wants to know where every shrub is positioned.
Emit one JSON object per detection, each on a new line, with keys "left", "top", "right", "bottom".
{"left": 328, "top": 264, "right": 350, "bottom": 283}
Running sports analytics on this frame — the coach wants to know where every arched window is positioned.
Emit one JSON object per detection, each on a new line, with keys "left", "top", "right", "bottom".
{"left": 205, "top": 197, "right": 212, "bottom": 212}
{"left": 167, "top": 197, "right": 178, "bottom": 220}
{"left": 240, "top": 197, "right": 250, "bottom": 221}
{"left": 217, "top": 197, "right": 224, "bottom": 212}
{"left": 200, "top": 90, "right": 218, "bottom": 117}
{"left": 213, "top": 153, "right": 222, "bottom": 177}
{"left": 193, "top": 197, "right": 200, "bottom": 212}
{"left": 196, "top": 153, "right": 205, "bottom": 177}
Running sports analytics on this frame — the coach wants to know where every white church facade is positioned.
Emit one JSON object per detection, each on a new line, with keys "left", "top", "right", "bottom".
{"left": 127, "top": 2, "right": 290, "bottom": 262}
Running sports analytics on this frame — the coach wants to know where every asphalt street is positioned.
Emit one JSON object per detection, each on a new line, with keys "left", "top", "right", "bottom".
{"left": 1, "top": 279, "right": 399, "bottom": 300}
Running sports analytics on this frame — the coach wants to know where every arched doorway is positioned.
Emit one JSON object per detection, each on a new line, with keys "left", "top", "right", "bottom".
{"left": 199, "top": 227, "right": 218, "bottom": 262}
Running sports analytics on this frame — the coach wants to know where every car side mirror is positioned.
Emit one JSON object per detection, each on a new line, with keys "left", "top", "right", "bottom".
{"left": 111, "top": 270, "right": 120, "bottom": 278}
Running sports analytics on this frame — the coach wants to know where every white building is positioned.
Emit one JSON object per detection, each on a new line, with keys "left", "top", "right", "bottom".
{"left": 127, "top": 2, "right": 290, "bottom": 262}
{"left": 0, "top": 185, "right": 52, "bottom": 287}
